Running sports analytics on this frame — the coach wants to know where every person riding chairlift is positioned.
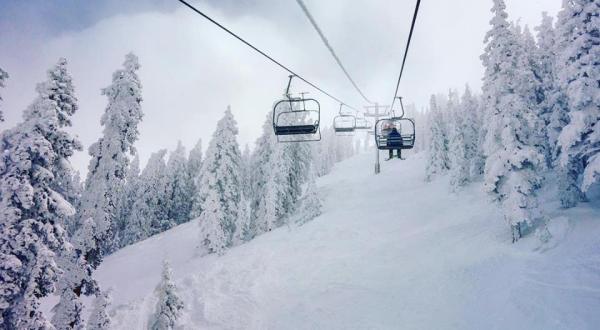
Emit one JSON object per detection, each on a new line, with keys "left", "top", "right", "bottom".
{"left": 386, "top": 125, "right": 403, "bottom": 160}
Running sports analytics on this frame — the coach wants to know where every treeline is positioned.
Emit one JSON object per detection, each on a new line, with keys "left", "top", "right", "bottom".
{"left": 421, "top": 0, "right": 599, "bottom": 242}
{"left": 0, "top": 53, "right": 357, "bottom": 328}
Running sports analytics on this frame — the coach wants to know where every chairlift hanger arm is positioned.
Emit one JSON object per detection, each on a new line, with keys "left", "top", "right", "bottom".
{"left": 392, "top": 96, "right": 406, "bottom": 119}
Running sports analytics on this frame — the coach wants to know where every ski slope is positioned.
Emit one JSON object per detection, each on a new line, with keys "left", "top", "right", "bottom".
{"left": 95, "top": 152, "right": 600, "bottom": 329}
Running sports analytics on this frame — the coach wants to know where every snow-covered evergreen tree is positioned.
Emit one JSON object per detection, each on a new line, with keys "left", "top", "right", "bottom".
{"left": 448, "top": 89, "right": 470, "bottom": 189}
{"left": 79, "top": 52, "right": 143, "bottom": 254}
{"left": 197, "top": 107, "right": 243, "bottom": 252}
{"left": 296, "top": 165, "right": 322, "bottom": 226}
{"left": 51, "top": 276, "right": 84, "bottom": 330}
{"left": 45, "top": 59, "right": 84, "bottom": 237}
{"left": 461, "top": 85, "right": 485, "bottom": 178}
{"left": 481, "top": 0, "right": 546, "bottom": 242}
{"left": 281, "top": 141, "right": 312, "bottom": 218}
{"left": 233, "top": 194, "right": 254, "bottom": 243}
{"left": 87, "top": 290, "right": 111, "bottom": 330}
{"left": 0, "top": 58, "right": 80, "bottom": 328}
{"left": 52, "top": 218, "right": 103, "bottom": 329}
{"left": 241, "top": 143, "right": 252, "bottom": 198}
{"left": 425, "top": 95, "right": 450, "bottom": 181}
{"left": 555, "top": 0, "right": 600, "bottom": 199}
{"left": 166, "top": 141, "right": 194, "bottom": 225}
{"left": 0, "top": 67, "right": 8, "bottom": 122}
{"left": 150, "top": 260, "right": 184, "bottom": 330}
{"left": 57, "top": 170, "right": 84, "bottom": 237}
{"left": 250, "top": 113, "right": 288, "bottom": 233}
{"left": 115, "top": 154, "right": 141, "bottom": 246}
{"left": 188, "top": 139, "right": 203, "bottom": 219}
{"left": 536, "top": 12, "right": 569, "bottom": 156}
{"left": 51, "top": 245, "right": 86, "bottom": 330}
{"left": 198, "top": 188, "right": 228, "bottom": 254}
{"left": 122, "top": 150, "right": 170, "bottom": 246}
{"left": 517, "top": 24, "right": 551, "bottom": 163}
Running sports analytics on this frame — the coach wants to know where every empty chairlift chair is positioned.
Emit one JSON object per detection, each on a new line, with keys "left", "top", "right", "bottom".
{"left": 333, "top": 104, "right": 357, "bottom": 136}
{"left": 273, "top": 75, "right": 321, "bottom": 142}
{"left": 354, "top": 117, "right": 372, "bottom": 130}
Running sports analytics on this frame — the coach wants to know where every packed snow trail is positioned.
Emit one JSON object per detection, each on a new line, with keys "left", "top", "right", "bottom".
{"left": 95, "top": 153, "right": 600, "bottom": 329}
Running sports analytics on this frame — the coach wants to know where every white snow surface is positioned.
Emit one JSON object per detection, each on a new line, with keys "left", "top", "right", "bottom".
{"left": 93, "top": 153, "right": 600, "bottom": 329}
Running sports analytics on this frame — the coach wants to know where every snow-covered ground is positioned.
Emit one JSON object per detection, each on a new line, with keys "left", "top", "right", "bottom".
{"left": 95, "top": 152, "right": 600, "bottom": 329}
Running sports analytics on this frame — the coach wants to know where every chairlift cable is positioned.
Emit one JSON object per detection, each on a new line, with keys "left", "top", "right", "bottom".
{"left": 295, "top": 0, "right": 375, "bottom": 105}
{"left": 176, "top": 0, "right": 360, "bottom": 111}
{"left": 390, "top": 0, "right": 421, "bottom": 111}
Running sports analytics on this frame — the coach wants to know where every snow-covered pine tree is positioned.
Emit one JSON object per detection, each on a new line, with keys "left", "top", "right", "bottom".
{"left": 51, "top": 275, "right": 84, "bottom": 330}
{"left": 281, "top": 141, "right": 312, "bottom": 220}
{"left": 198, "top": 188, "right": 228, "bottom": 254}
{"left": 166, "top": 141, "right": 194, "bottom": 225}
{"left": 555, "top": 0, "right": 600, "bottom": 200}
{"left": 56, "top": 170, "right": 84, "bottom": 237}
{"left": 0, "top": 67, "right": 8, "bottom": 122}
{"left": 79, "top": 52, "right": 143, "bottom": 254}
{"left": 197, "top": 107, "right": 243, "bottom": 252}
{"left": 250, "top": 112, "right": 287, "bottom": 234}
{"left": 517, "top": 24, "right": 551, "bottom": 164}
{"left": 188, "top": 138, "right": 203, "bottom": 219}
{"left": 115, "top": 154, "right": 141, "bottom": 247}
{"left": 150, "top": 260, "right": 184, "bottom": 330}
{"left": 448, "top": 89, "right": 470, "bottom": 189}
{"left": 233, "top": 194, "right": 254, "bottom": 243}
{"left": 536, "top": 12, "right": 569, "bottom": 157}
{"left": 122, "top": 150, "right": 170, "bottom": 246}
{"left": 241, "top": 143, "right": 252, "bottom": 198}
{"left": 481, "top": 0, "right": 546, "bottom": 242}
{"left": 44, "top": 59, "right": 84, "bottom": 238}
{"left": 425, "top": 95, "right": 450, "bottom": 181}
{"left": 52, "top": 217, "right": 102, "bottom": 330}
{"left": 296, "top": 164, "right": 322, "bottom": 226}
{"left": 87, "top": 290, "right": 111, "bottom": 330}
{"left": 51, "top": 244, "right": 86, "bottom": 330}
{"left": 0, "top": 58, "right": 81, "bottom": 328}
{"left": 461, "top": 85, "right": 485, "bottom": 178}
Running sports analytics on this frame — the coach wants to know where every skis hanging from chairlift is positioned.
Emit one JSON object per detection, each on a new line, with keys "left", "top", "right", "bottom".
{"left": 272, "top": 75, "right": 321, "bottom": 142}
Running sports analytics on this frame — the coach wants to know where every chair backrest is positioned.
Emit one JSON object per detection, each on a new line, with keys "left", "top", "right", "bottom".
{"left": 272, "top": 97, "right": 321, "bottom": 142}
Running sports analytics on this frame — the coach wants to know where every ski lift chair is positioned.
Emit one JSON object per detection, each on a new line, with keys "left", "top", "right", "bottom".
{"left": 373, "top": 97, "right": 416, "bottom": 152}
{"left": 354, "top": 117, "right": 372, "bottom": 130}
{"left": 333, "top": 104, "right": 357, "bottom": 136}
{"left": 273, "top": 75, "right": 321, "bottom": 142}
{"left": 374, "top": 118, "right": 415, "bottom": 150}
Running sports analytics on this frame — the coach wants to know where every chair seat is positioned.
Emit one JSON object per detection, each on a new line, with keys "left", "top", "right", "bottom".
{"left": 376, "top": 135, "right": 415, "bottom": 150}
{"left": 334, "top": 127, "right": 355, "bottom": 133}
{"left": 275, "top": 124, "right": 318, "bottom": 135}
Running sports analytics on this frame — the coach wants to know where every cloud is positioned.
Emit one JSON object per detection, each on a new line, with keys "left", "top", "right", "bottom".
{"left": 0, "top": 0, "right": 561, "bottom": 174}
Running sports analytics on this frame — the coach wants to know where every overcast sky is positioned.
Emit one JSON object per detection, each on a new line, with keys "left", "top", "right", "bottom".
{"left": 0, "top": 0, "right": 562, "bottom": 174}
